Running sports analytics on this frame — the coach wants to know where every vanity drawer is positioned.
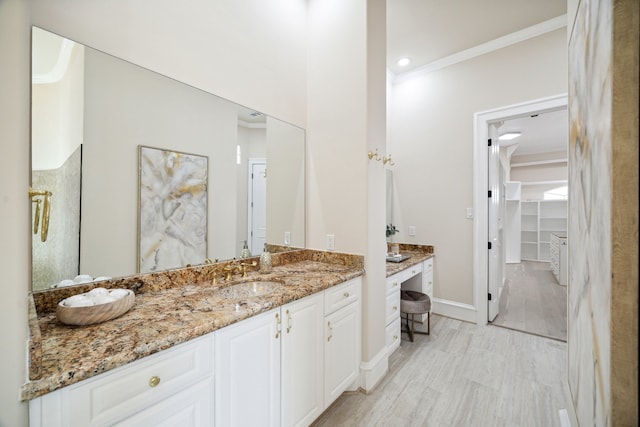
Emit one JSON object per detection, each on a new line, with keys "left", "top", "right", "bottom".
{"left": 59, "top": 334, "right": 214, "bottom": 427}
{"left": 423, "top": 258, "right": 433, "bottom": 274}
{"left": 402, "top": 265, "right": 421, "bottom": 282}
{"left": 386, "top": 317, "right": 401, "bottom": 355}
{"left": 325, "top": 277, "right": 361, "bottom": 315}
{"left": 385, "top": 291, "right": 401, "bottom": 326}
{"left": 386, "top": 274, "right": 402, "bottom": 295}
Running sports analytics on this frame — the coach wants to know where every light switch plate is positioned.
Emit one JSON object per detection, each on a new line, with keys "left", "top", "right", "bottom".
{"left": 466, "top": 208, "right": 474, "bottom": 219}
{"left": 284, "top": 231, "right": 291, "bottom": 245}
{"left": 408, "top": 226, "right": 416, "bottom": 236}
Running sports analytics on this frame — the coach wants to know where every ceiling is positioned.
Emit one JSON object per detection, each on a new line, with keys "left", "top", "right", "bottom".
{"left": 386, "top": 0, "right": 568, "bottom": 75}
{"left": 499, "top": 108, "right": 568, "bottom": 157}
{"left": 386, "top": 0, "right": 568, "bottom": 156}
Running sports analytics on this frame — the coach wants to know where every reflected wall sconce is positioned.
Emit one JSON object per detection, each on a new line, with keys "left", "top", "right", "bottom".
{"left": 367, "top": 148, "right": 381, "bottom": 162}
{"left": 383, "top": 155, "right": 395, "bottom": 166}
{"left": 29, "top": 187, "right": 52, "bottom": 242}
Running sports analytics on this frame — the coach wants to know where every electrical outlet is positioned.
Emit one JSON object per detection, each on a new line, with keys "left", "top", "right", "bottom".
{"left": 284, "top": 231, "right": 291, "bottom": 245}
{"left": 408, "top": 226, "right": 416, "bottom": 236}
{"left": 466, "top": 208, "right": 474, "bottom": 219}
{"left": 326, "top": 234, "right": 335, "bottom": 251}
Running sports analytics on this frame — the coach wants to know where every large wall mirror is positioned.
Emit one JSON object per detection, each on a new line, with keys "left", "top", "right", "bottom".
{"left": 31, "top": 27, "right": 305, "bottom": 291}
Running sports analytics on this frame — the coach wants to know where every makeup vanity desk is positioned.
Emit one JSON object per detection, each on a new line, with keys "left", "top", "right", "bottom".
{"left": 384, "top": 244, "right": 434, "bottom": 355}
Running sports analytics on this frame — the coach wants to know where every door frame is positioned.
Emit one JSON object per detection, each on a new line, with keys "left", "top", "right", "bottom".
{"left": 472, "top": 94, "right": 567, "bottom": 325}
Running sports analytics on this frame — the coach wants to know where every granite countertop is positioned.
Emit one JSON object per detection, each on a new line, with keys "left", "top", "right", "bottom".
{"left": 385, "top": 243, "right": 435, "bottom": 277}
{"left": 22, "top": 249, "right": 364, "bottom": 401}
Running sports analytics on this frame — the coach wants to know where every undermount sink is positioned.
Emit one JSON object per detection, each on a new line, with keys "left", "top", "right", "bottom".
{"left": 215, "top": 281, "right": 284, "bottom": 300}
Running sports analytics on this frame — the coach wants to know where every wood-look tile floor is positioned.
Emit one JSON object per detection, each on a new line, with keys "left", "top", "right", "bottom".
{"left": 492, "top": 261, "right": 567, "bottom": 342}
{"left": 312, "top": 315, "right": 568, "bottom": 427}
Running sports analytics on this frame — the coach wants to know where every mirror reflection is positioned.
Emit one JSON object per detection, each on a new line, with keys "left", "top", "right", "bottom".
{"left": 31, "top": 27, "right": 305, "bottom": 291}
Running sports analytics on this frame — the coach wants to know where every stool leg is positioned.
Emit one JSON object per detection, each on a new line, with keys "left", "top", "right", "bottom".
{"left": 411, "top": 314, "right": 416, "bottom": 342}
{"left": 427, "top": 312, "right": 430, "bottom": 335}
{"left": 406, "top": 313, "right": 414, "bottom": 342}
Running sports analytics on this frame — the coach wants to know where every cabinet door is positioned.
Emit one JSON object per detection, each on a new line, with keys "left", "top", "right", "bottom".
{"left": 281, "top": 293, "right": 324, "bottom": 427}
{"left": 324, "top": 300, "right": 360, "bottom": 408}
{"left": 215, "top": 308, "right": 281, "bottom": 427}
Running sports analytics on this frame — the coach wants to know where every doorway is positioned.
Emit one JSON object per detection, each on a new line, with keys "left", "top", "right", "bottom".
{"left": 473, "top": 94, "right": 568, "bottom": 328}
{"left": 492, "top": 110, "right": 568, "bottom": 340}
{"left": 248, "top": 158, "right": 267, "bottom": 255}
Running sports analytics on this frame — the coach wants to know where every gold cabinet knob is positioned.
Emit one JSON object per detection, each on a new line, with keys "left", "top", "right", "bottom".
{"left": 343, "top": 292, "right": 350, "bottom": 298}
{"left": 149, "top": 376, "right": 161, "bottom": 388}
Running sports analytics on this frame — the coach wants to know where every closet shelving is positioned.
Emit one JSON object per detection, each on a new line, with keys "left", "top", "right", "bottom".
{"left": 520, "top": 199, "right": 567, "bottom": 262}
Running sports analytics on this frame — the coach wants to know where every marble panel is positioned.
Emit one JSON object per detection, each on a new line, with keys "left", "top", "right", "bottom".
{"left": 568, "top": 0, "right": 612, "bottom": 425}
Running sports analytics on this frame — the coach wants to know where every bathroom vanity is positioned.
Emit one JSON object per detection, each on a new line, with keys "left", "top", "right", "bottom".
{"left": 24, "top": 250, "right": 363, "bottom": 427}
{"left": 385, "top": 244, "right": 435, "bottom": 356}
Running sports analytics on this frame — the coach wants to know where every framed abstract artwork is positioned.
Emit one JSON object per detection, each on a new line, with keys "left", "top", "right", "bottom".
{"left": 138, "top": 146, "right": 208, "bottom": 273}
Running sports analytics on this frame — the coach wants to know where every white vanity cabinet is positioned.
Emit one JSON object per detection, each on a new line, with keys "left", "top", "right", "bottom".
{"left": 385, "top": 273, "right": 402, "bottom": 355}
{"left": 29, "top": 334, "right": 215, "bottom": 427}
{"left": 29, "top": 278, "right": 362, "bottom": 427}
{"left": 323, "top": 278, "right": 361, "bottom": 408}
{"left": 215, "top": 292, "right": 325, "bottom": 427}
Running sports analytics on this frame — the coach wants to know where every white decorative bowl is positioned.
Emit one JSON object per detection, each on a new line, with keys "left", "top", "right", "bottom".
{"left": 57, "top": 289, "right": 135, "bottom": 326}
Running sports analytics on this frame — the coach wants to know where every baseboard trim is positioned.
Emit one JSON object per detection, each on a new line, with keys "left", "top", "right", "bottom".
{"left": 432, "top": 298, "right": 477, "bottom": 324}
{"left": 358, "top": 347, "right": 388, "bottom": 392}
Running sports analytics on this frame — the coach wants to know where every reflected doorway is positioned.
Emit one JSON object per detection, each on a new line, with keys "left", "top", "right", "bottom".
{"left": 248, "top": 158, "right": 267, "bottom": 255}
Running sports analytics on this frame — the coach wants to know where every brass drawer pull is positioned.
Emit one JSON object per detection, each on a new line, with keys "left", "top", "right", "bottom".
{"left": 343, "top": 292, "right": 350, "bottom": 298}
{"left": 149, "top": 376, "right": 161, "bottom": 388}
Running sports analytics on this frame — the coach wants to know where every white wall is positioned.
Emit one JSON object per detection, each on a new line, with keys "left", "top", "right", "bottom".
{"left": 0, "top": 1, "right": 31, "bottom": 425}
{"left": 307, "top": 0, "right": 387, "bottom": 376}
{"left": 389, "top": 29, "right": 568, "bottom": 305}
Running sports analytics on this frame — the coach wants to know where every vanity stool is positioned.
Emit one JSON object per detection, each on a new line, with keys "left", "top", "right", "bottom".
{"left": 400, "top": 290, "right": 431, "bottom": 342}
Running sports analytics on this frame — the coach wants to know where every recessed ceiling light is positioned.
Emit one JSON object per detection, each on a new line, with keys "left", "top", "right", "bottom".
{"left": 397, "top": 57, "right": 411, "bottom": 67}
{"left": 498, "top": 132, "right": 521, "bottom": 141}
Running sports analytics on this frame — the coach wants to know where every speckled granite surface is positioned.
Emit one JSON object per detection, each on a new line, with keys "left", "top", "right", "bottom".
{"left": 385, "top": 244, "right": 434, "bottom": 277}
{"left": 22, "top": 249, "right": 364, "bottom": 401}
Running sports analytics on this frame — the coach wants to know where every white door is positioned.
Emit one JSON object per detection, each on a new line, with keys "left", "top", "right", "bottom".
{"left": 488, "top": 123, "right": 503, "bottom": 321}
{"left": 249, "top": 160, "right": 267, "bottom": 255}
